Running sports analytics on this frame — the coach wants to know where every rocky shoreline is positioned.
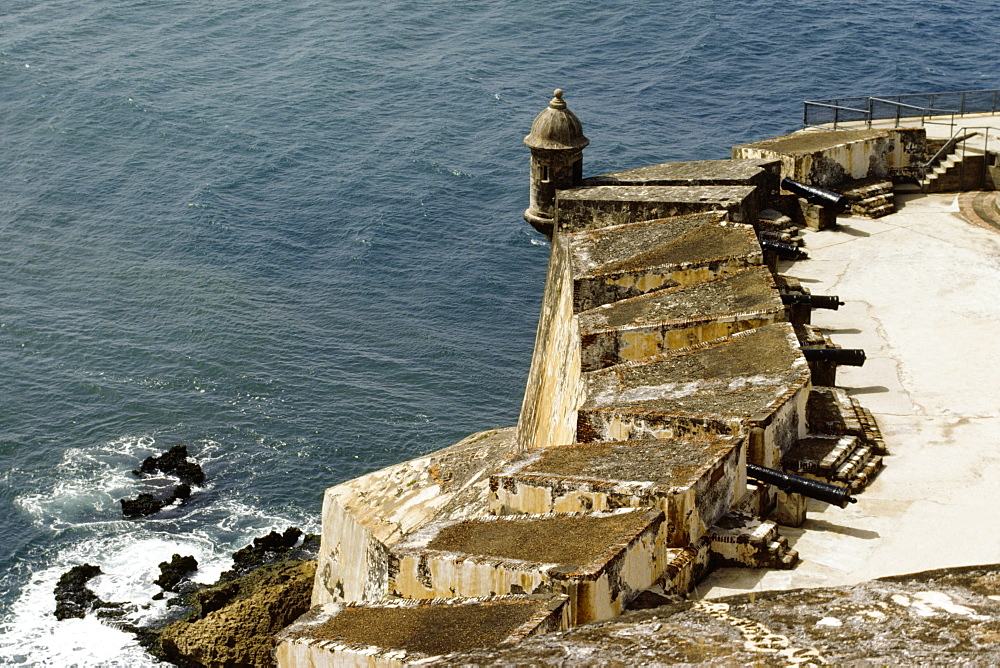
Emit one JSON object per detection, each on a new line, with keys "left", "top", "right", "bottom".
{"left": 52, "top": 444, "right": 319, "bottom": 667}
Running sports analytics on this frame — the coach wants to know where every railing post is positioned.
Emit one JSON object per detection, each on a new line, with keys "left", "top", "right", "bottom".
{"left": 866, "top": 97, "right": 873, "bottom": 129}
{"left": 834, "top": 103, "right": 839, "bottom": 130}
{"left": 959, "top": 136, "right": 966, "bottom": 191}
{"left": 960, "top": 92, "right": 966, "bottom": 116}
{"left": 993, "top": 90, "right": 998, "bottom": 114}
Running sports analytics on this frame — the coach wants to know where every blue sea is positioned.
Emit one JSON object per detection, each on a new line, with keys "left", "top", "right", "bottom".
{"left": 0, "top": 1, "right": 996, "bottom": 664}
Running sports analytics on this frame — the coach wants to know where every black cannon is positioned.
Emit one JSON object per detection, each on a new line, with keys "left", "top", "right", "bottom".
{"left": 781, "top": 177, "right": 849, "bottom": 213}
{"left": 746, "top": 463, "right": 857, "bottom": 508}
{"left": 801, "top": 347, "right": 866, "bottom": 366}
{"left": 780, "top": 293, "right": 845, "bottom": 310}
{"left": 760, "top": 239, "right": 808, "bottom": 261}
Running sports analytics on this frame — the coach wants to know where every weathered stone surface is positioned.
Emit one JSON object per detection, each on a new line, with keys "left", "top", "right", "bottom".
{"left": 159, "top": 559, "right": 316, "bottom": 668}
{"left": 490, "top": 437, "right": 745, "bottom": 546}
{"left": 276, "top": 595, "right": 569, "bottom": 666}
{"left": 583, "top": 158, "right": 780, "bottom": 188}
{"left": 517, "top": 233, "right": 584, "bottom": 450}
{"left": 582, "top": 158, "right": 780, "bottom": 218}
{"left": 390, "top": 509, "right": 669, "bottom": 625}
{"left": 733, "top": 128, "right": 926, "bottom": 189}
{"left": 430, "top": 564, "right": 1000, "bottom": 666}
{"left": 578, "top": 267, "right": 784, "bottom": 370}
{"left": 555, "top": 185, "right": 758, "bottom": 233}
{"left": 578, "top": 324, "right": 810, "bottom": 468}
{"left": 312, "top": 428, "right": 520, "bottom": 605}
{"left": 567, "top": 213, "right": 763, "bottom": 312}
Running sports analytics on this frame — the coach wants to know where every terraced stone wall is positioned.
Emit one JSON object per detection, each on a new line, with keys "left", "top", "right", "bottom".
{"left": 733, "top": 128, "right": 926, "bottom": 188}
{"left": 516, "top": 235, "right": 585, "bottom": 450}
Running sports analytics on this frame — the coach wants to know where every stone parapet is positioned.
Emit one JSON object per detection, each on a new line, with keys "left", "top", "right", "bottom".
{"left": 489, "top": 436, "right": 745, "bottom": 546}
{"left": 276, "top": 595, "right": 570, "bottom": 667}
{"left": 577, "top": 267, "right": 784, "bottom": 370}
{"left": 555, "top": 185, "right": 759, "bottom": 233}
{"left": 388, "top": 509, "right": 669, "bottom": 625}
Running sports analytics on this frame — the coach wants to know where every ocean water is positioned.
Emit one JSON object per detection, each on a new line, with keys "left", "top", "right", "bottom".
{"left": 0, "top": 0, "right": 996, "bottom": 664}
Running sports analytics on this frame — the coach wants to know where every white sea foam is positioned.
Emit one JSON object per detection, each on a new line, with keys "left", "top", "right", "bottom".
{"left": 2, "top": 434, "right": 316, "bottom": 666}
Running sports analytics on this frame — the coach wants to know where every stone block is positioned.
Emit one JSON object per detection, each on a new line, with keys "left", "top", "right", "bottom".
{"left": 311, "top": 428, "right": 520, "bottom": 606}
{"left": 577, "top": 267, "right": 784, "bottom": 370}
{"left": 577, "top": 324, "right": 811, "bottom": 467}
{"left": 275, "top": 595, "right": 569, "bottom": 667}
{"left": 489, "top": 436, "right": 746, "bottom": 546}
{"left": 566, "top": 212, "right": 763, "bottom": 312}
{"left": 709, "top": 512, "right": 798, "bottom": 569}
{"left": 775, "top": 489, "right": 806, "bottom": 527}
{"left": 388, "top": 509, "right": 669, "bottom": 626}
{"left": 555, "top": 185, "right": 759, "bottom": 233}
{"left": 796, "top": 198, "right": 837, "bottom": 231}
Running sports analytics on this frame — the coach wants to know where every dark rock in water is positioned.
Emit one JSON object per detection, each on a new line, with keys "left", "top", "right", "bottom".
{"left": 221, "top": 527, "right": 305, "bottom": 582}
{"left": 120, "top": 483, "right": 194, "bottom": 519}
{"left": 134, "top": 445, "right": 205, "bottom": 486}
{"left": 54, "top": 564, "right": 103, "bottom": 620}
{"left": 121, "top": 446, "right": 204, "bottom": 519}
{"left": 54, "top": 564, "right": 133, "bottom": 622}
{"left": 120, "top": 493, "right": 164, "bottom": 518}
{"left": 154, "top": 554, "right": 199, "bottom": 593}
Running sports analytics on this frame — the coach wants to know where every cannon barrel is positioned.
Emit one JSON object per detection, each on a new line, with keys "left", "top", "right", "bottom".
{"left": 760, "top": 239, "right": 808, "bottom": 261}
{"left": 780, "top": 293, "right": 845, "bottom": 310}
{"left": 802, "top": 347, "right": 866, "bottom": 366}
{"left": 746, "top": 463, "right": 857, "bottom": 508}
{"left": 781, "top": 177, "right": 849, "bottom": 213}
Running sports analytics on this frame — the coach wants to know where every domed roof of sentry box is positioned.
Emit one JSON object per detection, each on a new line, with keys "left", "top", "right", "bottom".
{"left": 524, "top": 89, "right": 590, "bottom": 151}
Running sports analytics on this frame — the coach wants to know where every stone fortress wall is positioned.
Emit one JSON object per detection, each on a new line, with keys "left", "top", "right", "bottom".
{"left": 274, "top": 90, "right": 989, "bottom": 667}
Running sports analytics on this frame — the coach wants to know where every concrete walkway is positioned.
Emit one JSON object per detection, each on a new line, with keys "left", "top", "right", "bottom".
{"left": 699, "top": 191, "right": 1000, "bottom": 598}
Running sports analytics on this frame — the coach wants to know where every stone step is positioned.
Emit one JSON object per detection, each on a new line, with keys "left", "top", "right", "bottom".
{"left": 578, "top": 324, "right": 811, "bottom": 470}
{"left": 850, "top": 455, "right": 884, "bottom": 491}
{"left": 863, "top": 192, "right": 893, "bottom": 205}
{"left": 843, "top": 182, "right": 893, "bottom": 200}
{"left": 855, "top": 203, "right": 895, "bottom": 219}
{"left": 275, "top": 594, "right": 571, "bottom": 666}
{"left": 853, "top": 400, "right": 889, "bottom": 455}
{"left": 576, "top": 267, "right": 784, "bottom": 371}
{"left": 489, "top": 436, "right": 745, "bottom": 547}
{"left": 389, "top": 509, "right": 671, "bottom": 626}
{"left": 709, "top": 512, "right": 798, "bottom": 570}
{"left": 566, "top": 212, "right": 764, "bottom": 312}
{"left": 783, "top": 435, "right": 858, "bottom": 477}
{"left": 833, "top": 444, "right": 873, "bottom": 482}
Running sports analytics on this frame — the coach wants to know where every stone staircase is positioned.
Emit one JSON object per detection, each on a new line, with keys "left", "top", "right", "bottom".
{"left": 921, "top": 133, "right": 983, "bottom": 193}
{"left": 708, "top": 511, "right": 798, "bottom": 569}
{"left": 780, "top": 386, "right": 887, "bottom": 493}
{"left": 842, "top": 179, "right": 895, "bottom": 218}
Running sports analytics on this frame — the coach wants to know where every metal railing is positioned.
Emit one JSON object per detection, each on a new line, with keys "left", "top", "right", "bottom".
{"left": 803, "top": 89, "right": 1000, "bottom": 130}
{"left": 925, "top": 126, "right": 999, "bottom": 191}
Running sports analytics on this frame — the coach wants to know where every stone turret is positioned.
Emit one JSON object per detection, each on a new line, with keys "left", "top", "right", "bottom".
{"left": 524, "top": 89, "right": 589, "bottom": 238}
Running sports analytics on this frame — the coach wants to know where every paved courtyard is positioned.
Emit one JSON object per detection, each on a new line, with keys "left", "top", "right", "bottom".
{"left": 699, "top": 190, "right": 1000, "bottom": 597}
